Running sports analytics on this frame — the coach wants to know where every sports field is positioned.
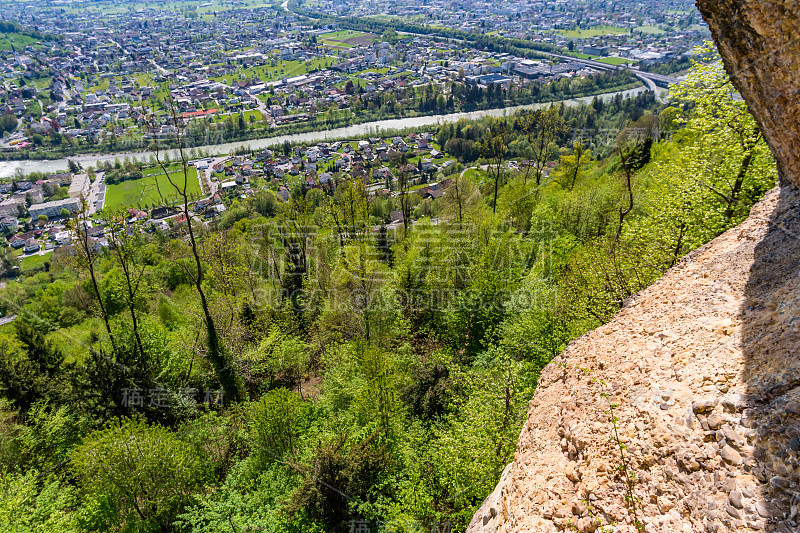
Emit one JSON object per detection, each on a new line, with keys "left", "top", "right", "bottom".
{"left": 596, "top": 56, "right": 634, "bottom": 65}
{"left": 104, "top": 165, "right": 200, "bottom": 210}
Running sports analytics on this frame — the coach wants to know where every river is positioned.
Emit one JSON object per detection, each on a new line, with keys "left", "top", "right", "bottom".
{"left": 0, "top": 87, "right": 645, "bottom": 179}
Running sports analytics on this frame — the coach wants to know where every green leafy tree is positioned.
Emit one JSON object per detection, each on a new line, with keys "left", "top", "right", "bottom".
{"left": 667, "top": 43, "right": 776, "bottom": 226}
{"left": 0, "top": 113, "right": 18, "bottom": 134}
{"left": 248, "top": 388, "right": 309, "bottom": 465}
{"left": 71, "top": 417, "right": 205, "bottom": 532}
{"left": 0, "top": 470, "right": 79, "bottom": 533}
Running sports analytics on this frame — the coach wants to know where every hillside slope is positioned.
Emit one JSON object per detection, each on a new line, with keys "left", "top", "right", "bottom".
{"left": 468, "top": 183, "right": 800, "bottom": 533}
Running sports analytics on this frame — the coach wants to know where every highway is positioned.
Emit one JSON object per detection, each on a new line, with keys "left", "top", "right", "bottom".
{"left": 537, "top": 51, "right": 682, "bottom": 89}
{"left": 282, "top": 0, "right": 681, "bottom": 94}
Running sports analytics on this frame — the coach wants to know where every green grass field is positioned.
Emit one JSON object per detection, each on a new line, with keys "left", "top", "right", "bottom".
{"left": 0, "top": 32, "right": 40, "bottom": 52}
{"left": 566, "top": 53, "right": 634, "bottom": 65}
{"left": 20, "top": 252, "right": 51, "bottom": 272}
{"left": 462, "top": 168, "right": 487, "bottom": 183}
{"left": 367, "top": 14, "right": 428, "bottom": 24}
{"left": 104, "top": 165, "right": 200, "bottom": 210}
{"left": 634, "top": 25, "right": 667, "bottom": 35}
{"left": 210, "top": 57, "right": 333, "bottom": 85}
{"left": 556, "top": 25, "right": 628, "bottom": 38}
{"left": 596, "top": 57, "right": 634, "bottom": 65}
{"left": 207, "top": 109, "right": 266, "bottom": 123}
{"left": 320, "top": 30, "right": 377, "bottom": 48}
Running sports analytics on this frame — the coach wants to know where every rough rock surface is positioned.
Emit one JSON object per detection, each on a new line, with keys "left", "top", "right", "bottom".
{"left": 468, "top": 184, "right": 800, "bottom": 533}
{"left": 694, "top": 0, "right": 800, "bottom": 187}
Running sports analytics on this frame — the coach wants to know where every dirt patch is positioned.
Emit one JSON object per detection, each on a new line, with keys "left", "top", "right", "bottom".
{"left": 342, "top": 33, "right": 377, "bottom": 47}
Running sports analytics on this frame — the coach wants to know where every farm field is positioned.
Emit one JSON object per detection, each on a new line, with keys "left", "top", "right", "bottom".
{"left": 319, "top": 30, "right": 377, "bottom": 48}
{"left": 104, "top": 164, "right": 200, "bottom": 210}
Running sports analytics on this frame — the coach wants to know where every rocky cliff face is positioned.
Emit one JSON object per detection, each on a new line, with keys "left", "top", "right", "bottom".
{"left": 695, "top": 0, "right": 800, "bottom": 187}
{"left": 468, "top": 184, "right": 800, "bottom": 533}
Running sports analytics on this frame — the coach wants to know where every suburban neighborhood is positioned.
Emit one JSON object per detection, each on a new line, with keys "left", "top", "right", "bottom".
{"left": 0, "top": 0, "right": 705, "bottom": 158}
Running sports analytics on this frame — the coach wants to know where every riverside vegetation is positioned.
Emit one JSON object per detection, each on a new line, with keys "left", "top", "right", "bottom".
{"left": 0, "top": 47, "right": 777, "bottom": 533}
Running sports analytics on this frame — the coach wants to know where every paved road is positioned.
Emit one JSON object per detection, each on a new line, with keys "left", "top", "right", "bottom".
{"left": 202, "top": 155, "right": 230, "bottom": 197}
{"left": 87, "top": 173, "right": 106, "bottom": 214}
{"left": 149, "top": 58, "right": 170, "bottom": 76}
{"left": 22, "top": 248, "right": 54, "bottom": 258}
{"left": 255, "top": 97, "right": 275, "bottom": 128}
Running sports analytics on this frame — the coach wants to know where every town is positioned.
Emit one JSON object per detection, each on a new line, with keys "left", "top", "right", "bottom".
{"left": 0, "top": 128, "right": 488, "bottom": 272}
{"left": 0, "top": 77, "right": 665, "bottom": 279}
{"left": 0, "top": 0, "right": 705, "bottom": 159}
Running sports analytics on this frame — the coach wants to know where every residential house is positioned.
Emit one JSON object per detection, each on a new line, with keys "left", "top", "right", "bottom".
{"left": 23, "top": 238, "right": 41, "bottom": 253}
{"left": 0, "top": 216, "right": 18, "bottom": 232}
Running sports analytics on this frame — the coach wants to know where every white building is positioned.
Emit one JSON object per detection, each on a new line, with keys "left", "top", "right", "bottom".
{"left": 68, "top": 173, "right": 90, "bottom": 198}
{"left": 28, "top": 197, "right": 80, "bottom": 219}
{"left": 52, "top": 231, "right": 72, "bottom": 245}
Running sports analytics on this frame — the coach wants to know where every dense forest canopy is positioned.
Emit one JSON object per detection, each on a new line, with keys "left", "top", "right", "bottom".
{"left": 0, "top": 48, "right": 777, "bottom": 533}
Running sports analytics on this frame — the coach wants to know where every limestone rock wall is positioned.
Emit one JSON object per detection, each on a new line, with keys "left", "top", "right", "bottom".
{"left": 467, "top": 185, "right": 800, "bottom": 532}
{"left": 695, "top": 0, "right": 800, "bottom": 187}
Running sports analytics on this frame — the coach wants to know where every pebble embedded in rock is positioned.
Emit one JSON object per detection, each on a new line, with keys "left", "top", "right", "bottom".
{"left": 785, "top": 401, "right": 800, "bottom": 415}
{"left": 726, "top": 504, "right": 742, "bottom": 519}
{"left": 729, "top": 490, "right": 743, "bottom": 509}
{"left": 707, "top": 414, "right": 724, "bottom": 430}
{"left": 693, "top": 398, "right": 719, "bottom": 413}
{"left": 720, "top": 445, "right": 742, "bottom": 466}
{"left": 722, "top": 393, "right": 746, "bottom": 412}
{"left": 755, "top": 500, "right": 779, "bottom": 519}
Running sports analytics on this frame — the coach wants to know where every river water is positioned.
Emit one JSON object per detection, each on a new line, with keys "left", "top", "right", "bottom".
{"left": 0, "top": 87, "right": 645, "bottom": 179}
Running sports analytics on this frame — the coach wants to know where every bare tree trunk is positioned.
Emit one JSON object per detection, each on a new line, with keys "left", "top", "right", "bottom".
{"left": 73, "top": 201, "right": 118, "bottom": 356}
{"left": 724, "top": 151, "right": 753, "bottom": 220}
{"left": 612, "top": 150, "right": 635, "bottom": 254}
{"left": 148, "top": 101, "right": 242, "bottom": 404}
{"left": 569, "top": 143, "right": 585, "bottom": 191}
{"left": 108, "top": 221, "right": 146, "bottom": 359}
